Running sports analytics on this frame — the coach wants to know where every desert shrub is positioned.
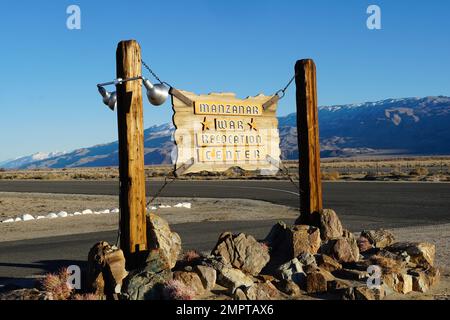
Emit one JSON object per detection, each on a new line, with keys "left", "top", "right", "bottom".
{"left": 71, "top": 293, "right": 101, "bottom": 300}
{"left": 161, "top": 279, "right": 196, "bottom": 300}
{"left": 181, "top": 250, "right": 202, "bottom": 264}
{"left": 321, "top": 171, "right": 340, "bottom": 181}
{"left": 409, "top": 167, "right": 429, "bottom": 176}
{"left": 39, "top": 268, "right": 73, "bottom": 300}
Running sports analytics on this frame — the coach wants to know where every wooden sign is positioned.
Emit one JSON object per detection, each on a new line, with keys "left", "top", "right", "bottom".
{"left": 172, "top": 91, "right": 281, "bottom": 175}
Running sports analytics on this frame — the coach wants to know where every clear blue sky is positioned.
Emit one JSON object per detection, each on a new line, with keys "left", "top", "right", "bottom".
{"left": 0, "top": 0, "right": 449, "bottom": 161}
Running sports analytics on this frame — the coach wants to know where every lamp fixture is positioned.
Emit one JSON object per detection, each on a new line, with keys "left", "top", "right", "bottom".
{"left": 96, "top": 76, "right": 169, "bottom": 111}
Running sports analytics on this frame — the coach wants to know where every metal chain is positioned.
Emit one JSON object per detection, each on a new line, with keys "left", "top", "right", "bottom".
{"left": 146, "top": 175, "right": 178, "bottom": 208}
{"left": 275, "top": 160, "right": 302, "bottom": 193}
{"left": 142, "top": 59, "right": 165, "bottom": 84}
{"left": 275, "top": 74, "right": 297, "bottom": 99}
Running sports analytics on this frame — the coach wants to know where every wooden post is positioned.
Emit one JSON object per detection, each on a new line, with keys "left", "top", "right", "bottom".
{"left": 116, "top": 40, "right": 147, "bottom": 267}
{"left": 295, "top": 59, "right": 323, "bottom": 225}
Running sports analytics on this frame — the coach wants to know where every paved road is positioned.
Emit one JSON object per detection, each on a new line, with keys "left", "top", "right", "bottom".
{"left": 1, "top": 180, "right": 449, "bottom": 228}
{"left": 0, "top": 180, "right": 449, "bottom": 283}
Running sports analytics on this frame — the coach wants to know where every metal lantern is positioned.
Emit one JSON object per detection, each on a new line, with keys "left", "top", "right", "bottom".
{"left": 143, "top": 78, "right": 169, "bottom": 106}
{"left": 97, "top": 86, "right": 117, "bottom": 111}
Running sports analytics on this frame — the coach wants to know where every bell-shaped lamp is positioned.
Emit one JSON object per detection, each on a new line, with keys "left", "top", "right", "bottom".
{"left": 97, "top": 86, "right": 117, "bottom": 111}
{"left": 143, "top": 79, "right": 169, "bottom": 106}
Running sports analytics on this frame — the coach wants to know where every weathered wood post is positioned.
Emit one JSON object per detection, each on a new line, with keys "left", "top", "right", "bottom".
{"left": 295, "top": 59, "right": 323, "bottom": 225}
{"left": 116, "top": 40, "right": 147, "bottom": 267}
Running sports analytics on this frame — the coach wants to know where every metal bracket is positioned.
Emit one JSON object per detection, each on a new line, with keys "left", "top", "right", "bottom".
{"left": 262, "top": 94, "right": 280, "bottom": 110}
{"left": 174, "top": 157, "right": 195, "bottom": 176}
{"left": 170, "top": 87, "right": 194, "bottom": 107}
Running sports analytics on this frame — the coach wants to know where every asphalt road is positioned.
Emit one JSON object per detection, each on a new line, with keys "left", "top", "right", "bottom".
{"left": 0, "top": 180, "right": 449, "bottom": 283}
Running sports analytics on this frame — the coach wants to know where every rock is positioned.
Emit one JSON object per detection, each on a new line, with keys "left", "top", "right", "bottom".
{"left": 408, "top": 267, "right": 440, "bottom": 292}
{"left": 382, "top": 272, "right": 413, "bottom": 294}
{"left": 146, "top": 213, "right": 182, "bottom": 270}
{"left": 332, "top": 269, "right": 368, "bottom": 281}
{"left": 354, "top": 286, "right": 385, "bottom": 300}
{"left": 297, "top": 252, "right": 316, "bottom": 266}
{"left": 315, "top": 254, "right": 342, "bottom": 272}
{"left": 357, "top": 236, "right": 373, "bottom": 253}
{"left": 275, "top": 258, "right": 306, "bottom": 286}
{"left": 263, "top": 222, "right": 320, "bottom": 271}
{"left": 243, "top": 282, "right": 280, "bottom": 300}
{"left": 200, "top": 255, "right": 231, "bottom": 272}
{"left": 22, "top": 214, "right": 35, "bottom": 221}
{"left": 306, "top": 270, "right": 334, "bottom": 294}
{"left": 409, "top": 271, "right": 429, "bottom": 293}
{"left": 87, "top": 241, "right": 128, "bottom": 298}
{"left": 0, "top": 288, "right": 50, "bottom": 300}
{"left": 384, "top": 242, "right": 435, "bottom": 268}
{"left": 193, "top": 265, "right": 216, "bottom": 291}
{"left": 291, "top": 225, "right": 321, "bottom": 257}
{"left": 173, "top": 271, "right": 205, "bottom": 296}
{"left": 217, "top": 267, "right": 254, "bottom": 294}
{"left": 318, "top": 209, "right": 343, "bottom": 241}
{"left": 122, "top": 269, "right": 172, "bottom": 300}
{"left": 257, "top": 274, "right": 276, "bottom": 282}
{"left": 321, "top": 238, "right": 359, "bottom": 264}
{"left": 361, "top": 229, "right": 395, "bottom": 249}
{"left": 212, "top": 232, "right": 270, "bottom": 275}
{"left": 274, "top": 279, "right": 301, "bottom": 296}
{"left": 327, "top": 279, "right": 351, "bottom": 292}
{"left": 233, "top": 288, "right": 247, "bottom": 300}
{"left": 369, "top": 254, "right": 405, "bottom": 273}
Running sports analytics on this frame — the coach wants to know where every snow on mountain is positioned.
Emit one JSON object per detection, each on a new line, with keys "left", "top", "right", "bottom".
{"left": 1, "top": 96, "right": 449, "bottom": 169}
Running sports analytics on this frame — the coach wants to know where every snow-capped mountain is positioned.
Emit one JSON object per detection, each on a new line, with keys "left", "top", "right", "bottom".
{"left": 0, "top": 151, "right": 67, "bottom": 169}
{"left": 2, "top": 96, "right": 449, "bottom": 169}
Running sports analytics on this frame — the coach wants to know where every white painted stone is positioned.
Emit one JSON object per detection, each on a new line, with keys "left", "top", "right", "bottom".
{"left": 82, "top": 209, "right": 93, "bottom": 215}
{"left": 73, "top": 212, "right": 82, "bottom": 216}
{"left": 57, "top": 211, "right": 68, "bottom": 218}
{"left": 2, "top": 218, "right": 15, "bottom": 223}
{"left": 22, "top": 214, "right": 35, "bottom": 221}
{"left": 46, "top": 213, "right": 58, "bottom": 219}
{"left": 111, "top": 208, "right": 120, "bottom": 214}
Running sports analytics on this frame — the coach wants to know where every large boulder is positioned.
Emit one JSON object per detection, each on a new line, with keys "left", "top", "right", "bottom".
{"left": 408, "top": 267, "right": 440, "bottom": 293}
{"left": 315, "top": 254, "right": 342, "bottom": 272}
{"left": 320, "top": 237, "right": 359, "bottom": 264}
{"left": 274, "top": 279, "right": 302, "bottom": 297}
{"left": 87, "top": 241, "right": 128, "bottom": 298}
{"left": 193, "top": 265, "right": 217, "bottom": 291}
{"left": 217, "top": 267, "right": 254, "bottom": 294}
{"left": 382, "top": 272, "right": 413, "bottom": 294}
{"left": 361, "top": 229, "right": 395, "bottom": 249}
{"left": 122, "top": 269, "right": 172, "bottom": 300}
{"left": 318, "top": 209, "right": 343, "bottom": 241}
{"left": 212, "top": 232, "right": 269, "bottom": 275}
{"left": 173, "top": 271, "right": 205, "bottom": 296}
{"left": 263, "top": 222, "right": 321, "bottom": 271}
{"left": 291, "top": 225, "right": 321, "bottom": 257}
{"left": 275, "top": 258, "right": 306, "bottom": 286}
{"left": 242, "top": 282, "right": 281, "bottom": 300}
{"left": 384, "top": 242, "right": 435, "bottom": 268}
{"left": 306, "top": 269, "right": 335, "bottom": 294}
{"left": 146, "top": 213, "right": 181, "bottom": 270}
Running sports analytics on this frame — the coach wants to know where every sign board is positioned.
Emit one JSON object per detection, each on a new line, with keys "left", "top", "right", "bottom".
{"left": 172, "top": 91, "right": 281, "bottom": 175}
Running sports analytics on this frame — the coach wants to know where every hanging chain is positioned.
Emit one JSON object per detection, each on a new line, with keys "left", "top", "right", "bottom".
{"left": 146, "top": 175, "right": 178, "bottom": 208}
{"left": 142, "top": 59, "right": 165, "bottom": 84}
{"left": 274, "top": 74, "right": 297, "bottom": 99}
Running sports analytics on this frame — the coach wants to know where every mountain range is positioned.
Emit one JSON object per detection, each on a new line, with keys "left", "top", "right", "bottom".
{"left": 2, "top": 96, "right": 449, "bottom": 169}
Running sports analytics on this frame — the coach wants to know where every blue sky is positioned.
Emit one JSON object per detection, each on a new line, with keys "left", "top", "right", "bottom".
{"left": 0, "top": 0, "right": 449, "bottom": 161}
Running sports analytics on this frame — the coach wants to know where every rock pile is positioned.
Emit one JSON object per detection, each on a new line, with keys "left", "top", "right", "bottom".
{"left": 83, "top": 209, "right": 439, "bottom": 300}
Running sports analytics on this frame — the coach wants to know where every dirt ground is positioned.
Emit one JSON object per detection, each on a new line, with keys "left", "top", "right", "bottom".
{"left": 0, "top": 192, "right": 298, "bottom": 241}
{"left": 0, "top": 191, "right": 448, "bottom": 299}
